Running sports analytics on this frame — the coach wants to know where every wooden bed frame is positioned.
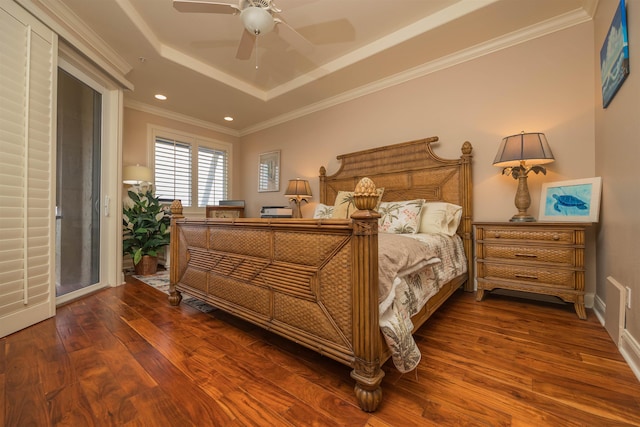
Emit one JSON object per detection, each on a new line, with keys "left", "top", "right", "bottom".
{"left": 168, "top": 137, "right": 473, "bottom": 411}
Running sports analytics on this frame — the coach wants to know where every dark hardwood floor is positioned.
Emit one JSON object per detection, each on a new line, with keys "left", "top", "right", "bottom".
{"left": 2, "top": 277, "right": 639, "bottom": 426}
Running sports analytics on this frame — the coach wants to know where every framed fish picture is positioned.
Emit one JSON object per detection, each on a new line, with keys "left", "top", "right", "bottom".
{"left": 539, "top": 177, "right": 602, "bottom": 223}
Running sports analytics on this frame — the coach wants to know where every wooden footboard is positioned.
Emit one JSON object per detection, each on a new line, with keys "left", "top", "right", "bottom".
{"left": 168, "top": 187, "right": 386, "bottom": 411}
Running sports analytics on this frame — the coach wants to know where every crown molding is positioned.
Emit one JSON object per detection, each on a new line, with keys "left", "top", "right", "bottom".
{"left": 17, "top": 0, "right": 133, "bottom": 90}
{"left": 124, "top": 99, "right": 240, "bottom": 138}
{"left": 241, "top": 7, "right": 593, "bottom": 135}
{"left": 266, "top": 0, "right": 499, "bottom": 99}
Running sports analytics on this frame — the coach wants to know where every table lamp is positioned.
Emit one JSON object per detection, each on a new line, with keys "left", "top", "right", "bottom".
{"left": 284, "top": 178, "right": 312, "bottom": 218}
{"left": 494, "top": 132, "right": 554, "bottom": 222}
{"left": 123, "top": 164, "right": 153, "bottom": 185}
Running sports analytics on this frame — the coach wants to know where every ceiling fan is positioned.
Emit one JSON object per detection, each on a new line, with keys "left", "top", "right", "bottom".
{"left": 173, "top": 0, "right": 313, "bottom": 60}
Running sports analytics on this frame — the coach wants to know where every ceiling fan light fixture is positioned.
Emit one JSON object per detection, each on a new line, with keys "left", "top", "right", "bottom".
{"left": 240, "top": 6, "right": 274, "bottom": 35}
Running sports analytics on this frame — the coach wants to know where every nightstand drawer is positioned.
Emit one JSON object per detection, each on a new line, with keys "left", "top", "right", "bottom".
{"left": 480, "top": 226, "right": 576, "bottom": 244}
{"left": 482, "top": 263, "right": 576, "bottom": 289}
{"left": 482, "top": 245, "right": 575, "bottom": 266}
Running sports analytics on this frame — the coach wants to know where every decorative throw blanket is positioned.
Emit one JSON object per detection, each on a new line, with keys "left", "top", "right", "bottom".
{"left": 378, "top": 233, "right": 467, "bottom": 373}
{"left": 377, "top": 233, "right": 440, "bottom": 313}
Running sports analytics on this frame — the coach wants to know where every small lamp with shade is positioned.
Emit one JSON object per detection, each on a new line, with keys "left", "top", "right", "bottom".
{"left": 284, "top": 178, "right": 312, "bottom": 218}
{"left": 493, "top": 131, "right": 555, "bottom": 222}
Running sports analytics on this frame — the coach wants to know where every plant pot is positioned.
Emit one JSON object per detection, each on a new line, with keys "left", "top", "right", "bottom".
{"left": 134, "top": 255, "right": 158, "bottom": 276}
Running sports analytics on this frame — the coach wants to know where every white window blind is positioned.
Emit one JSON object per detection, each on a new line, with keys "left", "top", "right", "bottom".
{"left": 154, "top": 137, "right": 192, "bottom": 205}
{"left": 0, "top": 1, "right": 56, "bottom": 338}
{"left": 153, "top": 131, "right": 231, "bottom": 208}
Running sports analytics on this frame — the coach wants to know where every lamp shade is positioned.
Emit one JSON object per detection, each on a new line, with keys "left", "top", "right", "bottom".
{"left": 493, "top": 132, "right": 555, "bottom": 167}
{"left": 123, "top": 164, "right": 153, "bottom": 184}
{"left": 284, "top": 179, "right": 312, "bottom": 198}
{"left": 240, "top": 6, "right": 275, "bottom": 35}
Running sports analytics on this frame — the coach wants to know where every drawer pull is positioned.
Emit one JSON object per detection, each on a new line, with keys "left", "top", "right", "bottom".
{"left": 515, "top": 253, "right": 537, "bottom": 258}
{"left": 515, "top": 274, "right": 538, "bottom": 280}
{"left": 553, "top": 234, "right": 560, "bottom": 241}
{"left": 494, "top": 232, "right": 500, "bottom": 238}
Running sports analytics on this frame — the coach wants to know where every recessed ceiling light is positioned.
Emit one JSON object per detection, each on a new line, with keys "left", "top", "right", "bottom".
{"left": 154, "top": 94, "right": 167, "bottom": 100}
{"left": 224, "top": 116, "right": 234, "bottom": 121}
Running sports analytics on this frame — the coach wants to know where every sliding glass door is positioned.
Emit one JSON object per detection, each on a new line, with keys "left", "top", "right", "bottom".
{"left": 55, "top": 67, "right": 104, "bottom": 298}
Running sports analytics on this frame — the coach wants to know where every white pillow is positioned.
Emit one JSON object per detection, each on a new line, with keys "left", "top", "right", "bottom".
{"left": 378, "top": 199, "right": 425, "bottom": 234}
{"left": 419, "top": 202, "right": 463, "bottom": 236}
{"left": 313, "top": 203, "right": 334, "bottom": 219}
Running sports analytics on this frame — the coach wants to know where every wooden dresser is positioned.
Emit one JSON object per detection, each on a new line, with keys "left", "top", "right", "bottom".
{"left": 474, "top": 222, "right": 588, "bottom": 319}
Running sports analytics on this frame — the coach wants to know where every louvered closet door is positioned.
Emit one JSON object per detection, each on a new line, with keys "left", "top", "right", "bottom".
{"left": 0, "top": 1, "right": 57, "bottom": 338}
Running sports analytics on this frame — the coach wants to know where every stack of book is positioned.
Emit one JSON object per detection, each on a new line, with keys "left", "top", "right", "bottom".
{"left": 260, "top": 206, "right": 293, "bottom": 218}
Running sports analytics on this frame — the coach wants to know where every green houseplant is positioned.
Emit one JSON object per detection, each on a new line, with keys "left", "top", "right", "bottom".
{"left": 122, "top": 188, "right": 171, "bottom": 275}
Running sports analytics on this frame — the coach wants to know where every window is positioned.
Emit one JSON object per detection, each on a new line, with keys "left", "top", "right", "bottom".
{"left": 152, "top": 129, "right": 231, "bottom": 208}
{"left": 198, "top": 146, "right": 228, "bottom": 206}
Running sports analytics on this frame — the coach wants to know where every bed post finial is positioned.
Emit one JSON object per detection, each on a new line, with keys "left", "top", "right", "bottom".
{"left": 462, "top": 141, "right": 472, "bottom": 155}
{"left": 170, "top": 199, "right": 183, "bottom": 217}
{"left": 353, "top": 177, "right": 379, "bottom": 212}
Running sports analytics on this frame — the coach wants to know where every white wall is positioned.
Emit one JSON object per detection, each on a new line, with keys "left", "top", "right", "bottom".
{"left": 593, "top": 0, "right": 640, "bottom": 372}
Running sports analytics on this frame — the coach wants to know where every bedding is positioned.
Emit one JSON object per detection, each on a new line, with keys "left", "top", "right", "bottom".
{"left": 379, "top": 232, "right": 467, "bottom": 372}
{"left": 419, "top": 202, "right": 463, "bottom": 236}
{"left": 312, "top": 203, "right": 334, "bottom": 218}
{"left": 378, "top": 199, "right": 425, "bottom": 234}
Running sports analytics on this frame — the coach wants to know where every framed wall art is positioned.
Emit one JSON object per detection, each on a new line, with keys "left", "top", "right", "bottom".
{"left": 539, "top": 177, "right": 602, "bottom": 223}
{"left": 600, "top": 0, "right": 629, "bottom": 108}
{"left": 258, "top": 150, "right": 280, "bottom": 192}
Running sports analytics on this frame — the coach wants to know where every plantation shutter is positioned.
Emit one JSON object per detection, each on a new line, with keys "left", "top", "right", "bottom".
{"left": 0, "top": 2, "right": 57, "bottom": 337}
{"left": 153, "top": 132, "right": 231, "bottom": 208}
{"left": 198, "top": 146, "right": 228, "bottom": 207}
{"left": 154, "top": 136, "right": 192, "bottom": 206}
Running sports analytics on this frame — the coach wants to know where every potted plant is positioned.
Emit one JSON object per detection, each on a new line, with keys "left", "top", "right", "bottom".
{"left": 122, "top": 188, "right": 171, "bottom": 275}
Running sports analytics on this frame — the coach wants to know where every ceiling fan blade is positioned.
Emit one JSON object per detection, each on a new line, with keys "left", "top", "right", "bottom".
{"left": 236, "top": 29, "right": 256, "bottom": 60}
{"left": 273, "top": 18, "right": 314, "bottom": 55}
{"left": 172, "top": 0, "right": 240, "bottom": 14}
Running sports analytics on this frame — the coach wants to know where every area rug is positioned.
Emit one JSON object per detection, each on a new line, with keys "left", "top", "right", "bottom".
{"left": 133, "top": 270, "right": 217, "bottom": 313}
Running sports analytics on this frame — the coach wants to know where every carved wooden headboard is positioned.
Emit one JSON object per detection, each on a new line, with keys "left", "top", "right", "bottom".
{"left": 319, "top": 136, "right": 473, "bottom": 291}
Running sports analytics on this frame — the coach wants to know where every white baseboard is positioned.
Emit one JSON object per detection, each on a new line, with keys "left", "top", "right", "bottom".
{"left": 590, "top": 292, "right": 639, "bottom": 382}
{"left": 620, "top": 330, "right": 640, "bottom": 382}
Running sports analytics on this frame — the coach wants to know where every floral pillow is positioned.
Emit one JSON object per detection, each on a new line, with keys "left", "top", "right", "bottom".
{"left": 419, "top": 202, "right": 463, "bottom": 236}
{"left": 331, "top": 188, "right": 384, "bottom": 219}
{"left": 378, "top": 199, "right": 425, "bottom": 234}
{"left": 313, "top": 203, "right": 334, "bottom": 219}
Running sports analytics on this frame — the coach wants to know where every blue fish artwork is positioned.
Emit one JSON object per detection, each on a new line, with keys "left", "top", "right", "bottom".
{"left": 552, "top": 194, "right": 588, "bottom": 212}
{"left": 544, "top": 184, "right": 593, "bottom": 217}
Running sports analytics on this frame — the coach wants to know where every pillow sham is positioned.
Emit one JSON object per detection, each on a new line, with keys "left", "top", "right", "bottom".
{"left": 378, "top": 199, "right": 425, "bottom": 234}
{"left": 331, "top": 188, "right": 384, "bottom": 219}
{"left": 313, "top": 203, "right": 334, "bottom": 219}
{"left": 419, "top": 202, "right": 463, "bottom": 236}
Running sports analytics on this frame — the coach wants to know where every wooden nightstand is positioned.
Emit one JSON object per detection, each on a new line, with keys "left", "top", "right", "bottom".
{"left": 474, "top": 222, "right": 589, "bottom": 319}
